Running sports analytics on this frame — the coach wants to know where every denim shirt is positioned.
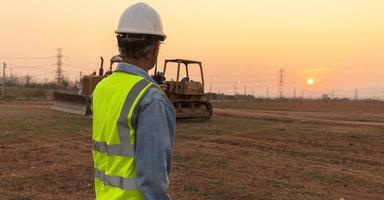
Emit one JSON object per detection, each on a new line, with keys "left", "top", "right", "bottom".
{"left": 116, "top": 63, "right": 175, "bottom": 200}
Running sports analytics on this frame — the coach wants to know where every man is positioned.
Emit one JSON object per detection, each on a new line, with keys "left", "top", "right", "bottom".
{"left": 92, "top": 3, "right": 175, "bottom": 200}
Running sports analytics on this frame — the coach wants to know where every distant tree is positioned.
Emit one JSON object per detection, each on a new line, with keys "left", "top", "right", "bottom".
{"left": 321, "top": 94, "right": 331, "bottom": 101}
{"left": 25, "top": 75, "right": 32, "bottom": 87}
{"left": 5, "top": 75, "right": 19, "bottom": 86}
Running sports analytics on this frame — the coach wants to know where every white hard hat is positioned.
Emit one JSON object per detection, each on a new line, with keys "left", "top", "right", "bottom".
{"left": 116, "top": 3, "right": 166, "bottom": 40}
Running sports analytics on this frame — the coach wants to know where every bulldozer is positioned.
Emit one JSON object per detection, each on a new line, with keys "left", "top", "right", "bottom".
{"left": 52, "top": 57, "right": 212, "bottom": 120}
{"left": 153, "top": 59, "right": 212, "bottom": 120}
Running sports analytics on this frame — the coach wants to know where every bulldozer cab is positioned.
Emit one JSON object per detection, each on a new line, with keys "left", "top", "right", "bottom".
{"left": 158, "top": 59, "right": 205, "bottom": 97}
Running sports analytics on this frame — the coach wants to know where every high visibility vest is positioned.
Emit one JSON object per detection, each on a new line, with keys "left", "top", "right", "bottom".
{"left": 92, "top": 71, "right": 154, "bottom": 200}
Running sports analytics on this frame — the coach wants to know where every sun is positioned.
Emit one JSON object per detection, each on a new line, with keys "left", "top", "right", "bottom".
{"left": 307, "top": 79, "right": 314, "bottom": 85}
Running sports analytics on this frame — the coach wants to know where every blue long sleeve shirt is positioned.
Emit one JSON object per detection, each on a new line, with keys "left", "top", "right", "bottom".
{"left": 116, "top": 63, "right": 175, "bottom": 200}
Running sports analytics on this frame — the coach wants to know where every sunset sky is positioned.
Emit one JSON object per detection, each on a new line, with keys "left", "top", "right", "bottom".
{"left": 1, "top": 0, "right": 383, "bottom": 98}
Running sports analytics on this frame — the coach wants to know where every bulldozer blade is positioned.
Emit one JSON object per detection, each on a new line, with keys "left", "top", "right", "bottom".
{"left": 52, "top": 92, "right": 90, "bottom": 115}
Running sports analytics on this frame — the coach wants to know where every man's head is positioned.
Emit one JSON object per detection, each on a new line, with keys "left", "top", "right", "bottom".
{"left": 116, "top": 3, "right": 166, "bottom": 71}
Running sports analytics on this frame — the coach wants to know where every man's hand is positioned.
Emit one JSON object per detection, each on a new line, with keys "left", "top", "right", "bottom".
{"left": 160, "top": 84, "right": 168, "bottom": 92}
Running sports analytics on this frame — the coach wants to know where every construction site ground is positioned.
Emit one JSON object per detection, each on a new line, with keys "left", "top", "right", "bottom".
{"left": 0, "top": 100, "right": 383, "bottom": 200}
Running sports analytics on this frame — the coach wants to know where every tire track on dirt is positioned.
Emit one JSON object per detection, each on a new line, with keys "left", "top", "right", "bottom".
{"left": 180, "top": 135, "right": 384, "bottom": 189}
{"left": 214, "top": 108, "right": 384, "bottom": 126}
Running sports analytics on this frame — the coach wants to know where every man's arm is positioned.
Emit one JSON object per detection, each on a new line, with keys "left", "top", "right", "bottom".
{"left": 134, "top": 89, "right": 175, "bottom": 200}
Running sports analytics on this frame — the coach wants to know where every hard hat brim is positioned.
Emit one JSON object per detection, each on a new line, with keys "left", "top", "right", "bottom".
{"left": 115, "top": 29, "right": 167, "bottom": 40}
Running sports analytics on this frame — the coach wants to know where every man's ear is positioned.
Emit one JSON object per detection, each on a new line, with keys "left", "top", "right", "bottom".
{"left": 146, "top": 43, "right": 160, "bottom": 60}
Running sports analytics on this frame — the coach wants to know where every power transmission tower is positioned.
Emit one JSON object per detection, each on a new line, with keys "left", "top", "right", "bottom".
{"left": 233, "top": 82, "right": 237, "bottom": 102}
{"left": 56, "top": 48, "right": 64, "bottom": 84}
{"left": 244, "top": 85, "right": 247, "bottom": 96}
{"left": 79, "top": 71, "right": 83, "bottom": 82}
{"left": 266, "top": 85, "right": 270, "bottom": 98}
{"left": 2, "top": 62, "right": 6, "bottom": 97}
{"left": 355, "top": 88, "right": 358, "bottom": 100}
{"left": 278, "top": 68, "right": 284, "bottom": 98}
{"left": 234, "top": 82, "right": 237, "bottom": 95}
{"left": 293, "top": 88, "right": 296, "bottom": 98}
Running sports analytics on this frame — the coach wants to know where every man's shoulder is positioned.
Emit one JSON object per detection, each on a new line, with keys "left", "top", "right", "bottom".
{"left": 140, "top": 86, "right": 171, "bottom": 106}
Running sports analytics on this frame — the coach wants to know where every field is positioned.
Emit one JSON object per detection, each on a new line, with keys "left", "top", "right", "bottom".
{"left": 1, "top": 100, "right": 384, "bottom": 200}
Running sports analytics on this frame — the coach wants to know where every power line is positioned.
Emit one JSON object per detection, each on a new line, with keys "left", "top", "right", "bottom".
{"left": 30, "top": 71, "right": 56, "bottom": 77}
{"left": 203, "top": 73, "right": 276, "bottom": 78}
{"left": 6, "top": 64, "right": 55, "bottom": 69}
{"left": 0, "top": 56, "right": 54, "bottom": 60}
{"left": 64, "top": 56, "right": 99, "bottom": 65}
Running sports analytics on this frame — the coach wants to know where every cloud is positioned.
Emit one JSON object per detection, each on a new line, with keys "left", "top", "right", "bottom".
{"left": 301, "top": 66, "right": 337, "bottom": 73}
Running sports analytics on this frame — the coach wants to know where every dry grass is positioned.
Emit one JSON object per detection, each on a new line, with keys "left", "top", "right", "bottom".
{"left": 0, "top": 100, "right": 383, "bottom": 199}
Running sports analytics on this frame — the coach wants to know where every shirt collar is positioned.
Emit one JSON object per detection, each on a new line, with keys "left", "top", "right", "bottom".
{"left": 115, "top": 62, "right": 157, "bottom": 85}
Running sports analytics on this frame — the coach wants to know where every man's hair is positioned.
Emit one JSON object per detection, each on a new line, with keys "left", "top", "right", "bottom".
{"left": 117, "top": 34, "right": 162, "bottom": 60}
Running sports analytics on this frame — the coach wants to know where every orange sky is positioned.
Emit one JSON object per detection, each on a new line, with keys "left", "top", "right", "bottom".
{"left": 1, "top": 0, "right": 383, "bottom": 98}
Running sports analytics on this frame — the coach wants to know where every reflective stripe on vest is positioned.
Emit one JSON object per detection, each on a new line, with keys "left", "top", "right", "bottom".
{"left": 92, "top": 79, "right": 150, "bottom": 157}
{"left": 95, "top": 168, "right": 138, "bottom": 190}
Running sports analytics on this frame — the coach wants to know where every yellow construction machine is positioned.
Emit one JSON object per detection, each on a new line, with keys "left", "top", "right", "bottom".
{"left": 52, "top": 57, "right": 212, "bottom": 120}
{"left": 153, "top": 59, "right": 212, "bottom": 120}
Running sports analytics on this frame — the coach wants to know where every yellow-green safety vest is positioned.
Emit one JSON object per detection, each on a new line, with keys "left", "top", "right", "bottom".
{"left": 92, "top": 71, "right": 154, "bottom": 200}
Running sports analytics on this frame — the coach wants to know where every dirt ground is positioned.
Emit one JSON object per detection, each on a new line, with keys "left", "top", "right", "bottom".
{"left": 1, "top": 100, "right": 384, "bottom": 200}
